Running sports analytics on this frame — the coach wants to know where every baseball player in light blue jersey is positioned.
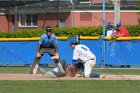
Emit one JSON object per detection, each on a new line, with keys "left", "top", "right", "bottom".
{"left": 30, "top": 26, "right": 65, "bottom": 75}
{"left": 70, "top": 40, "right": 105, "bottom": 78}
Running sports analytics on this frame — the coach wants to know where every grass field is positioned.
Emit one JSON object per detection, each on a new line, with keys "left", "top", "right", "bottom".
{"left": 0, "top": 80, "right": 140, "bottom": 93}
{"left": 0, "top": 67, "right": 140, "bottom": 93}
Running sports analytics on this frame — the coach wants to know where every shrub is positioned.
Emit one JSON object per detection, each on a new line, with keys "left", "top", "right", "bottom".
{"left": 0, "top": 26, "right": 139, "bottom": 38}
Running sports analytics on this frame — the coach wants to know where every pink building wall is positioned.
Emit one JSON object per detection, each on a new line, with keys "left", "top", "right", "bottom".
{"left": 74, "top": 12, "right": 103, "bottom": 27}
{"left": 37, "top": 12, "right": 71, "bottom": 29}
{"left": 74, "top": 11, "right": 140, "bottom": 27}
{"left": 0, "top": 15, "right": 9, "bottom": 32}
{"left": 120, "top": 12, "right": 140, "bottom": 25}
{"left": 0, "top": 11, "right": 139, "bottom": 32}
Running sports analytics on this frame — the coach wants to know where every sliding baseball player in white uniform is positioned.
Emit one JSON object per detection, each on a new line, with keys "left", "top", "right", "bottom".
{"left": 40, "top": 67, "right": 64, "bottom": 78}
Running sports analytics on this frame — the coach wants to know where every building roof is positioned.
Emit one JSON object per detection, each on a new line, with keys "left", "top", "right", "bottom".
{"left": 0, "top": 0, "right": 46, "bottom": 8}
{"left": 0, "top": 0, "right": 79, "bottom": 8}
{"left": 0, "top": 0, "right": 139, "bottom": 14}
{"left": 0, "top": 0, "right": 77, "bottom": 14}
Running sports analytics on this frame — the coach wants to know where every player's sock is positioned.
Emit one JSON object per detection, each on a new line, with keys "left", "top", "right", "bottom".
{"left": 56, "top": 62, "right": 65, "bottom": 74}
{"left": 90, "top": 73, "right": 101, "bottom": 78}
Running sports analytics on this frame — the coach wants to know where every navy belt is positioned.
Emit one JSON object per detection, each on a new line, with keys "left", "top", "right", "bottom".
{"left": 90, "top": 58, "right": 95, "bottom": 60}
{"left": 84, "top": 58, "right": 95, "bottom": 62}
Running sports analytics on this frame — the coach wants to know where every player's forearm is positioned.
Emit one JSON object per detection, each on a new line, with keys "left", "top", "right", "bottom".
{"left": 114, "top": 33, "right": 125, "bottom": 37}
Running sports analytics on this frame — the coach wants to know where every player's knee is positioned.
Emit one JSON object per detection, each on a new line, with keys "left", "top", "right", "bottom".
{"left": 84, "top": 73, "right": 90, "bottom": 78}
{"left": 52, "top": 57, "right": 60, "bottom": 63}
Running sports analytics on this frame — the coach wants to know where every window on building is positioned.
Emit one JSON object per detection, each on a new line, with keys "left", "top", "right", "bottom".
{"left": 80, "top": 12, "right": 92, "bottom": 21}
{"left": 19, "top": 14, "right": 37, "bottom": 27}
{"left": 59, "top": 19, "right": 66, "bottom": 27}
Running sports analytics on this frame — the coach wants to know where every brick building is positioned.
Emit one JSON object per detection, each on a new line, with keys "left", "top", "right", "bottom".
{"left": 0, "top": 0, "right": 139, "bottom": 32}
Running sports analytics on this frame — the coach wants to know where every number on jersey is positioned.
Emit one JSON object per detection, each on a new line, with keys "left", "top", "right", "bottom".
{"left": 81, "top": 46, "right": 87, "bottom": 51}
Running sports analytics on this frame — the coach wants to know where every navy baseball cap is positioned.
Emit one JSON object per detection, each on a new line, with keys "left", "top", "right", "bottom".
{"left": 108, "top": 22, "right": 113, "bottom": 27}
{"left": 116, "top": 22, "right": 121, "bottom": 27}
{"left": 70, "top": 39, "right": 78, "bottom": 45}
{"left": 46, "top": 26, "right": 52, "bottom": 32}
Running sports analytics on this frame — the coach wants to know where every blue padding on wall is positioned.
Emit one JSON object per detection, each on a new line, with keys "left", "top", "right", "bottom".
{"left": 105, "top": 40, "right": 140, "bottom": 65}
{"left": 58, "top": 40, "right": 73, "bottom": 64}
{"left": 0, "top": 41, "right": 37, "bottom": 65}
{"left": 0, "top": 39, "right": 140, "bottom": 66}
{"left": 0, "top": 40, "right": 74, "bottom": 65}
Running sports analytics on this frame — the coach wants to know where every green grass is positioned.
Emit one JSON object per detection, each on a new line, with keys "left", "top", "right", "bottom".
{"left": 0, "top": 67, "right": 140, "bottom": 75}
{"left": 0, "top": 80, "right": 140, "bottom": 93}
{"left": 93, "top": 68, "right": 140, "bottom": 75}
{"left": 0, "top": 67, "right": 30, "bottom": 73}
{"left": 0, "top": 67, "right": 52, "bottom": 74}
{"left": 0, "top": 67, "right": 140, "bottom": 93}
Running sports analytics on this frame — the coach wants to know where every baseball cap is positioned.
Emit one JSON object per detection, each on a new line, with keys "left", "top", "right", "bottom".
{"left": 46, "top": 26, "right": 52, "bottom": 32}
{"left": 70, "top": 39, "right": 78, "bottom": 45}
{"left": 116, "top": 22, "right": 121, "bottom": 27}
{"left": 108, "top": 22, "right": 113, "bottom": 27}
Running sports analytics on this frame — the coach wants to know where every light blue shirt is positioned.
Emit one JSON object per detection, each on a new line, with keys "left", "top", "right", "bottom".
{"left": 39, "top": 33, "right": 57, "bottom": 48}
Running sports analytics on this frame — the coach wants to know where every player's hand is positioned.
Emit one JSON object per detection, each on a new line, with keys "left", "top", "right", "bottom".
{"left": 54, "top": 53, "right": 59, "bottom": 56}
{"left": 111, "top": 34, "right": 116, "bottom": 39}
{"left": 36, "top": 52, "right": 41, "bottom": 57}
{"left": 51, "top": 53, "right": 59, "bottom": 59}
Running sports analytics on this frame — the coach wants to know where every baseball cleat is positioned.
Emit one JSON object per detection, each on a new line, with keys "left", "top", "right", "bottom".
{"left": 100, "top": 74, "right": 106, "bottom": 78}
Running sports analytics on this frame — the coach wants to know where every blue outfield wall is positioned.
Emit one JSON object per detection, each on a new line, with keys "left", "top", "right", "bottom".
{"left": 0, "top": 40, "right": 73, "bottom": 65}
{"left": 105, "top": 40, "right": 140, "bottom": 65}
{"left": 81, "top": 40, "right": 140, "bottom": 66}
{"left": 0, "top": 39, "right": 140, "bottom": 66}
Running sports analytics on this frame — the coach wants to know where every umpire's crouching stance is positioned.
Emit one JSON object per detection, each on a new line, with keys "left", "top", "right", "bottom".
{"left": 30, "top": 26, "right": 65, "bottom": 74}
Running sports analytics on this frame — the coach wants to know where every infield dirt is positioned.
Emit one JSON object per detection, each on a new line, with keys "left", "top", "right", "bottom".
{"left": 0, "top": 73, "right": 140, "bottom": 80}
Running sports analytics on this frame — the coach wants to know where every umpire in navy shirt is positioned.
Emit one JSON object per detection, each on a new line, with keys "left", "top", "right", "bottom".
{"left": 30, "top": 26, "right": 65, "bottom": 74}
